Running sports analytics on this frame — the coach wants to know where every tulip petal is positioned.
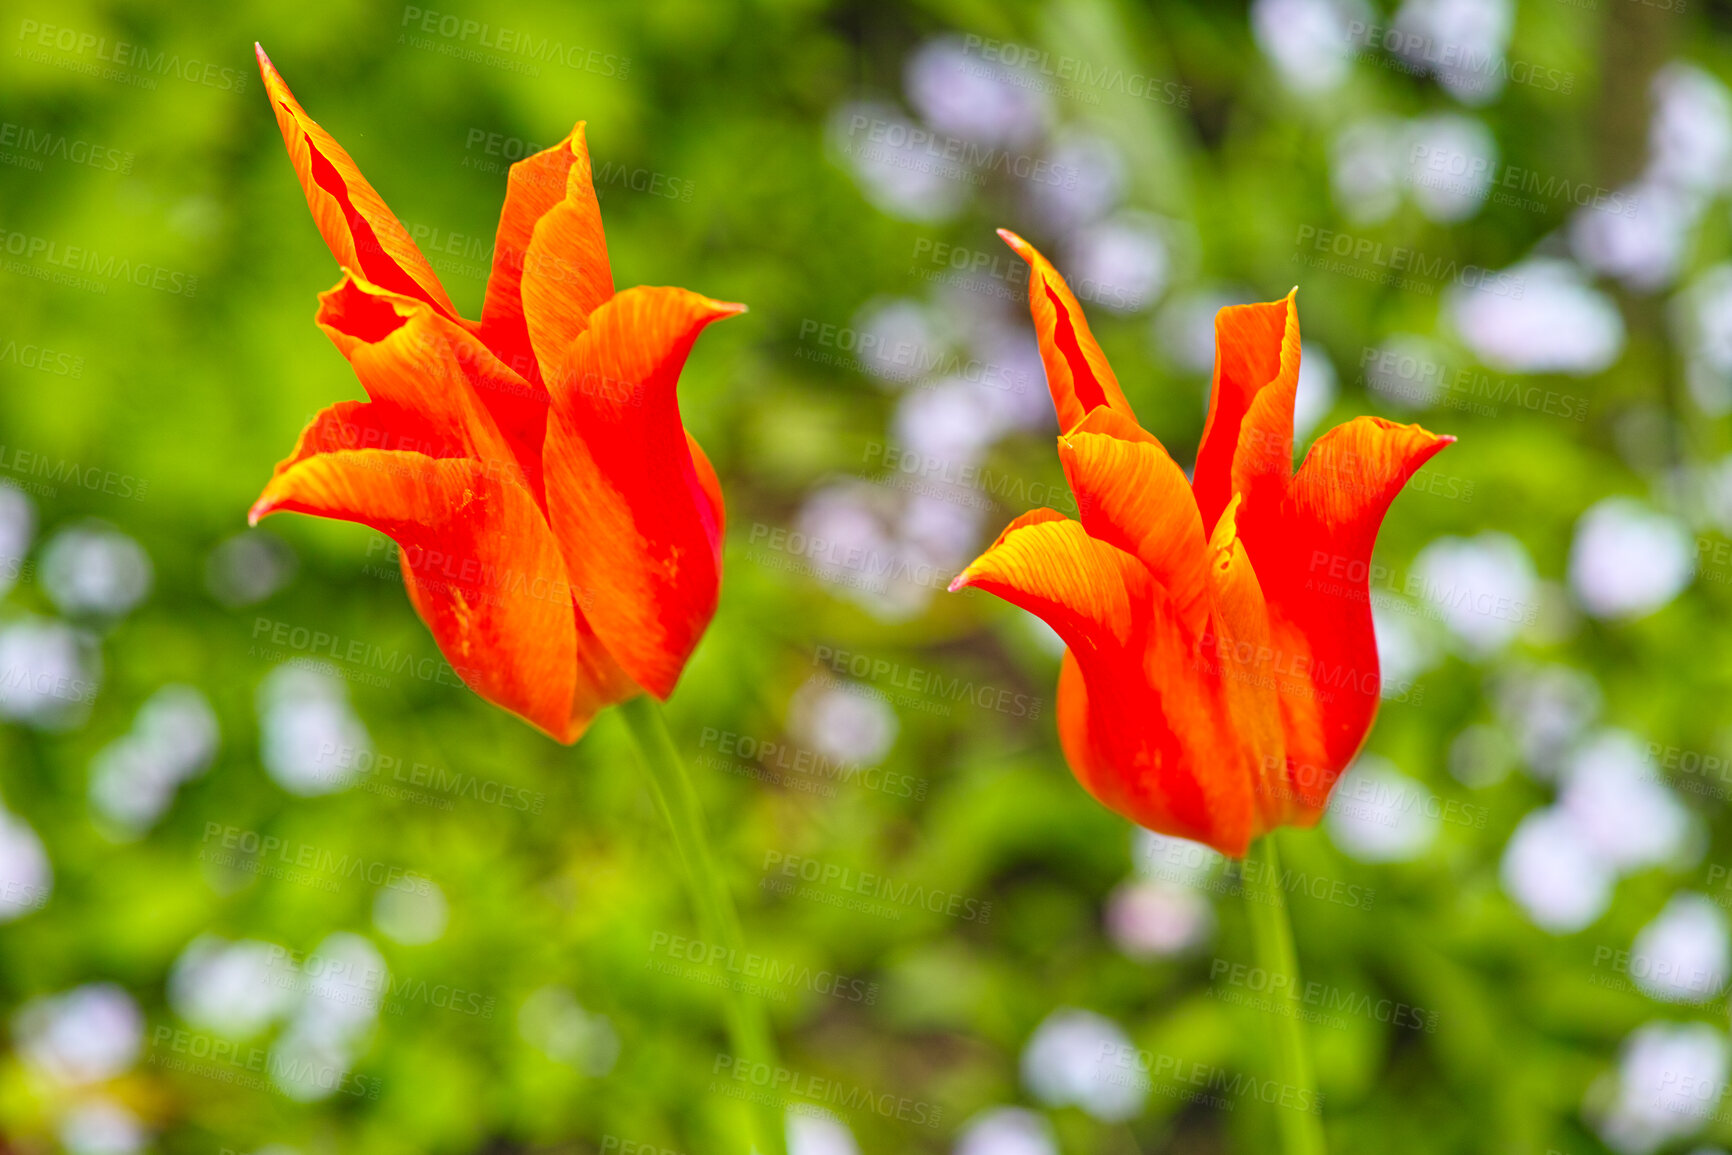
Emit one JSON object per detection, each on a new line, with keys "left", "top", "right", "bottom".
{"left": 686, "top": 431, "right": 726, "bottom": 557}
{"left": 267, "top": 399, "right": 457, "bottom": 479}
{"left": 1236, "top": 417, "right": 1454, "bottom": 810}
{"left": 1290, "top": 418, "right": 1456, "bottom": 555}
{"left": 1205, "top": 497, "right": 1271, "bottom": 670}
{"left": 998, "top": 229, "right": 1137, "bottom": 433}
{"left": 519, "top": 129, "right": 615, "bottom": 384}
{"left": 256, "top": 46, "right": 458, "bottom": 319}
{"left": 950, "top": 513, "right": 1150, "bottom": 655}
{"left": 250, "top": 449, "right": 634, "bottom": 742}
{"left": 1068, "top": 405, "right": 1157, "bottom": 445}
{"left": 946, "top": 507, "right": 1068, "bottom": 595}
{"left": 1192, "top": 290, "right": 1299, "bottom": 535}
{"left": 542, "top": 286, "right": 741, "bottom": 699}
{"left": 477, "top": 125, "right": 607, "bottom": 385}
{"left": 1202, "top": 496, "right": 1291, "bottom": 833}
{"left": 316, "top": 272, "right": 549, "bottom": 498}
{"left": 1055, "top": 646, "right": 1258, "bottom": 857}
{"left": 957, "top": 512, "right": 1263, "bottom": 852}
{"left": 1057, "top": 420, "right": 1210, "bottom": 637}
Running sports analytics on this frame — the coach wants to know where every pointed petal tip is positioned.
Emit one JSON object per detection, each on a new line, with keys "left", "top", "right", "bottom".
{"left": 1409, "top": 423, "right": 1455, "bottom": 447}
{"left": 996, "top": 227, "right": 1033, "bottom": 259}
{"left": 947, "top": 572, "right": 971, "bottom": 593}
{"left": 533, "top": 710, "right": 583, "bottom": 745}
{"left": 678, "top": 295, "right": 747, "bottom": 326}
{"left": 550, "top": 120, "right": 591, "bottom": 161}
{"left": 1367, "top": 416, "right": 1456, "bottom": 445}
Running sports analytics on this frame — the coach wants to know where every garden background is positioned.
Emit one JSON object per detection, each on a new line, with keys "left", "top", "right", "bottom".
{"left": 3, "top": 0, "right": 1731, "bottom": 1152}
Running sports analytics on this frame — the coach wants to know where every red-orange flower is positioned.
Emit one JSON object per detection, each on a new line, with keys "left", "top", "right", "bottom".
{"left": 248, "top": 46, "right": 741, "bottom": 743}
{"left": 951, "top": 230, "right": 1453, "bottom": 856}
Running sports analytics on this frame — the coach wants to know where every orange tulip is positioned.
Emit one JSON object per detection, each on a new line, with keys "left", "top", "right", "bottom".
{"left": 951, "top": 230, "right": 1453, "bottom": 857}
{"left": 248, "top": 46, "right": 741, "bottom": 743}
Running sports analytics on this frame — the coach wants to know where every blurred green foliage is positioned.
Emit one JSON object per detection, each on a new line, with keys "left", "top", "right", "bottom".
{"left": 3, "top": 0, "right": 1732, "bottom": 1153}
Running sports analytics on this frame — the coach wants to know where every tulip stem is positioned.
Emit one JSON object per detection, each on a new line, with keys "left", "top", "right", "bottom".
{"left": 1242, "top": 834, "right": 1327, "bottom": 1155}
{"left": 618, "top": 694, "right": 785, "bottom": 1155}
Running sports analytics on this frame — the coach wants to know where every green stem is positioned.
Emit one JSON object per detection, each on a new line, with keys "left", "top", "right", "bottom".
{"left": 617, "top": 694, "right": 785, "bottom": 1155}
{"left": 1242, "top": 834, "right": 1326, "bottom": 1155}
